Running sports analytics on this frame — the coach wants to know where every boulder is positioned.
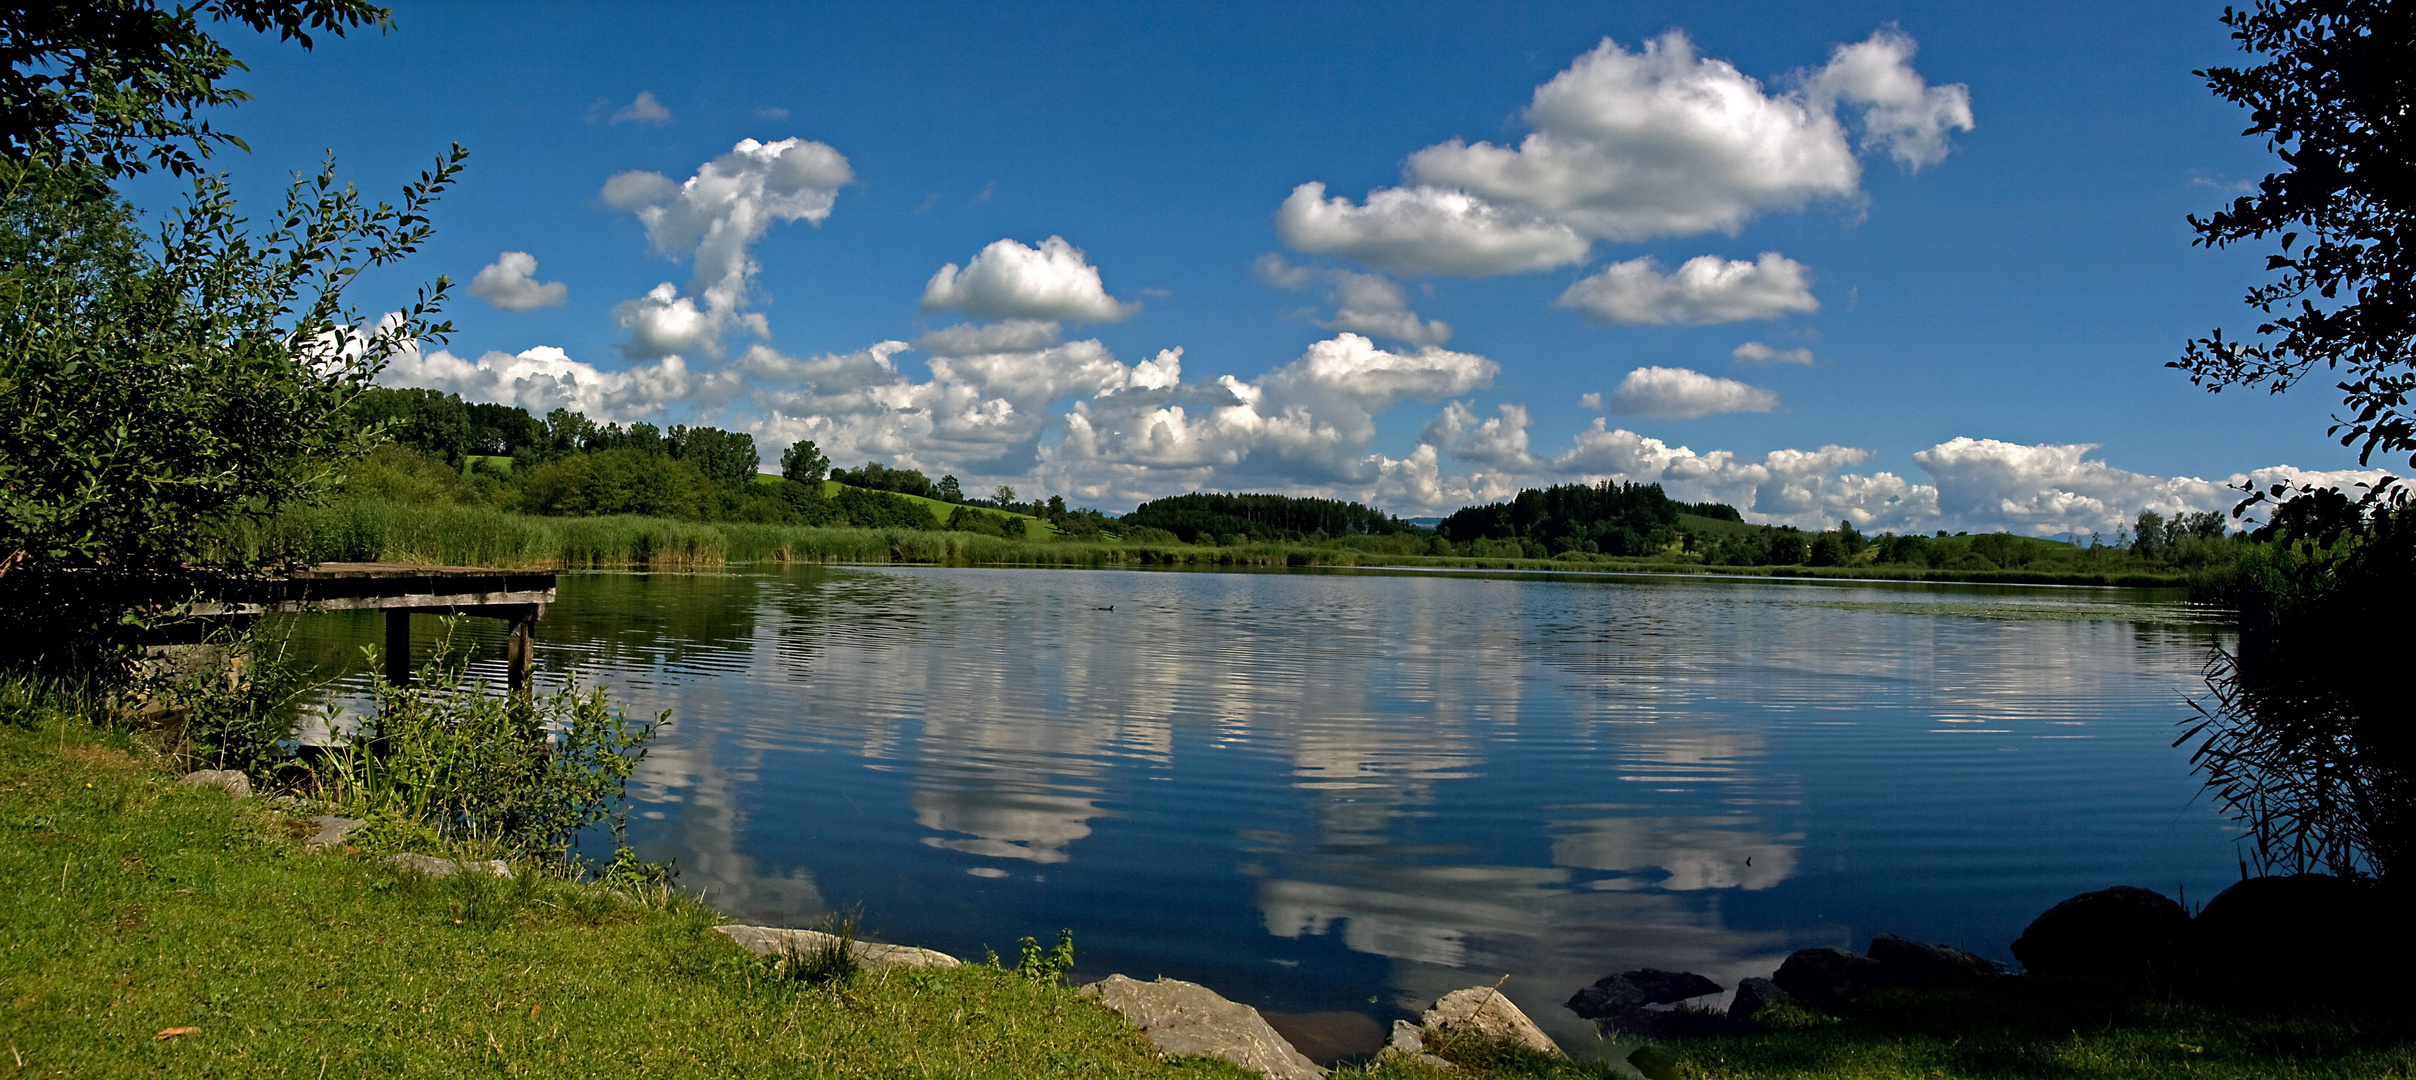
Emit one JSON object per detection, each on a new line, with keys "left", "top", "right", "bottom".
{"left": 1773, "top": 947, "right": 1883, "bottom": 1012}
{"left": 1867, "top": 934, "right": 1997, "bottom": 988}
{"left": 302, "top": 815, "right": 364, "bottom": 852}
{"left": 1420, "top": 986, "right": 1561, "bottom": 1057}
{"left": 1079, "top": 974, "right": 1325, "bottom": 1080}
{"left": 1565, "top": 969, "right": 1723, "bottom": 1018}
{"left": 1382, "top": 1020, "right": 1455, "bottom": 1071}
{"left": 2194, "top": 874, "right": 2401, "bottom": 992}
{"left": 2011, "top": 886, "right": 2189, "bottom": 977}
{"left": 714, "top": 925, "right": 962, "bottom": 971}
{"left": 179, "top": 770, "right": 250, "bottom": 799}
{"left": 1727, "top": 977, "right": 1791, "bottom": 1022}
{"left": 389, "top": 853, "right": 512, "bottom": 880}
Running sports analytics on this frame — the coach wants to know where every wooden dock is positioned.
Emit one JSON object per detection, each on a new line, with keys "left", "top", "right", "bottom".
{"left": 209, "top": 563, "right": 559, "bottom": 690}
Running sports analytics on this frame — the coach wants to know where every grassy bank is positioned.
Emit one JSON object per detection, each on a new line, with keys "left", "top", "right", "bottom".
{"left": 1, "top": 696, "right": 1638, "bottom": 1078}
{"left": 207, "top": 498, "right": 2196, "bottom": 587}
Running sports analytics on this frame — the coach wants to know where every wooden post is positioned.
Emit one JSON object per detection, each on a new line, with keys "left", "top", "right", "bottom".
{"left": 385, "top": 609, "right": 412, "bottom": 686}
{"left": 506, "top": 606, "right": 540, "bottom": 698}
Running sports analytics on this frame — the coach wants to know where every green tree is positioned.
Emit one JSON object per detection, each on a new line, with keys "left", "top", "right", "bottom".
{"left": 778, "top": 439, "right": 827, "bottom": 486}
{"left": 2175, "top": 0, "right": 2416, "bottom": 470}
{"left": 512, "top": 448, "right": 707, "bottom": 519}
{"left": 0, "top": 149, "right": 463, "bottom": 659}
{"left": 935, "top": 473, "right": 962, "bottom": 502}
{"left": 666, "top": 424, "right": 758, "bottom": 484}
{"left": 3, "top": 0, "right": 389, "bottom": 180}
{"left": 2173, "top": 0, "right": 2415, "bottom": 881}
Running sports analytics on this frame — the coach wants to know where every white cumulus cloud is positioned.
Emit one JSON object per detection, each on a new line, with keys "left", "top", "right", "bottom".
{"left": 1275, "top": 182, "right": 1591, "bottom": 276}
{"left": 921, "top": 237, "right": 1137, "bottom": 323}
{"left": 1558, "top": 253, "right": 1818, "bottom": 325}
{"left": 466, "top": 251, "right": 567, "bottom": 311}
{"left": 1318, "top": 270, "right": 1452, "bottom": 345}
{"left": 601, "top": 137, "right": 855, "bottom": 355}
{"left": 1732, "top": 341, "right": 1816, "bottom": 366}
{"left": 1280, "top": 28, "right": 1970, "bottom": 276}
{"left": 1806, "top": 28, "right": 1976, "bottom": 170}
{"left": 1610, "top": 366, "right": 1781, "bottom": 418}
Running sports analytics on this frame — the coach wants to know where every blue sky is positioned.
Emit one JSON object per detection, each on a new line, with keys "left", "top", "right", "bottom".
{"left": 141, "top": 0, "right": 2382, "bottom": 532}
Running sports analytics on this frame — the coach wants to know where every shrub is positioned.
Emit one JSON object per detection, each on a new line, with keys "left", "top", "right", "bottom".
{"left": 324, "top": 624, "right": 664, "bottom": 857}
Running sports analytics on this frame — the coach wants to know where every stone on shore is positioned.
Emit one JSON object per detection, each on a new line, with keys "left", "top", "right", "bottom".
{"left": 1421, "top": 986, "right": 1561, "bottom": 1057}
{"left": 1727, "top": 976, "right": 1791, "bottom": 1021}
{"left": 302, "top": 815, "right": 364, "bottom": 851}
{"left": 180, "top": 770, "right": 250, "bottom": 799}
{"left": 389, "top": 853, "right": 512, "bottom": 879}
{"left": 1868, "top": 933, "right": 1998, "bottom": 988}
{"left": 2194, "top": 874, "right": 2398, "bottom": 991}
{"left": 1565, "top": 969, "right": 1723, "bottom": 1018}
{"left": 2010, "top": 886, "right": 2189, "bottom": 977}
{"left": 1773, "top": 947, "right": 1883, "bottom": 1012}
{"left": 1078, "top": 974, "right": 1326, "bottom": 1080}
{"left": 714, "top": 925, "right": 963, "bottom": 971}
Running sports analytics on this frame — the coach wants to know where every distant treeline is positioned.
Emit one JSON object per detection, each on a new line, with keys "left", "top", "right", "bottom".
{"left": 344, "top": 389, "right": 2251, "bottom": 575}
{"left": 1119, "top": 492, "right": 1421, "bottom": 544}
{"left": 1437, "top": 481, "right": 1737, "bottom": 556}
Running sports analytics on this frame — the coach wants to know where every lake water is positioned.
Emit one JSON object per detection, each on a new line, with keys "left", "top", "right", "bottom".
{"left": 285, "top": 565, "right": 2241, "bottom": 1061}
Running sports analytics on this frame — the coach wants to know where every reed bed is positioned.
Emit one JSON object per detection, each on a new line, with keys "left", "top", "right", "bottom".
{"left": 204, "top": 499, "right": 2192, "bottom": 587}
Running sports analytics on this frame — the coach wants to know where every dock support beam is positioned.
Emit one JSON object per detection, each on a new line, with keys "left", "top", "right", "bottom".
{"left": 506, "top": 606, "right": 541, "bottom": 697}
{"left": 385, "top": 610, "right": 413, "bottom": 686}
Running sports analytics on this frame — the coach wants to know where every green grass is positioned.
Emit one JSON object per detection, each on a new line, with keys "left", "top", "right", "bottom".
{"left": 0, "top": 716, "right": 1262, "bottom": 1078}
{"left": 1665, "top": 982, "right": 2415, "bottom": 1079}
{"left": 809, "top": 479, "right": 1055, "bottom": 539}
{"left": 207, "top": 498, "right": 2196, "bottom": 586}
{"left": 0, "top": 705, "right": 1629, "bottom": 1079}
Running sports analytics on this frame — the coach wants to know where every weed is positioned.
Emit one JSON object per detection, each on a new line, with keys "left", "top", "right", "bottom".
{"left": 775, "top": 906, "right": 863, "bottom": 987}
{"left": 1017, "top": 928, "right": 1075, "bottom": 983}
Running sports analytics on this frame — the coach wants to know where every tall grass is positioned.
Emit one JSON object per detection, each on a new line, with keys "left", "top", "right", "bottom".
{"left": 205, "top": 498, "right": 2196, "bottom": 586}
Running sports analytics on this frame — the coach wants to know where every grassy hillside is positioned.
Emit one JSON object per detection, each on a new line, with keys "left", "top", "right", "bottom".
{"left": 744, "top": 475, "right": 1054, "bottom": 539}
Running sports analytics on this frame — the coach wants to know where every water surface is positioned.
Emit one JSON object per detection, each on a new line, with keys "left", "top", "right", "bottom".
{"left": 288, "top": 565, "right": 2239, "bottom": 1060}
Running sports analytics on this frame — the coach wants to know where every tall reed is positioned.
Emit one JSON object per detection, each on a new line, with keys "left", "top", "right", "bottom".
{"left": 207, "top": 497, "right": 2189, "bottom": 585}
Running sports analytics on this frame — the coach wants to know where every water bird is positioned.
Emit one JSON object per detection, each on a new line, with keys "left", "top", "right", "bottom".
{"left": 1094, "top": 605, "right": 1114, "bottom": 611}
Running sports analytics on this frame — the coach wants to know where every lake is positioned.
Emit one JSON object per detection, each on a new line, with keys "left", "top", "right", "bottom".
{"left": 286, "top": 564, "right": 2240, "bottom": 1061}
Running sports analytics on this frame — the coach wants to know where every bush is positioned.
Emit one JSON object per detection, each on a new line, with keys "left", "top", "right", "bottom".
{"left": 514, "top": 448, "right": 711, "bottom": 518}
{"left": 325, "top": 625, "right": 664, "bottom": 857}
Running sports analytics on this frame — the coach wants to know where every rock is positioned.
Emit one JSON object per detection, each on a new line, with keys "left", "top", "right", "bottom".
{"left": 1727, "top": 977, "right": 1791, "bottom": 1021}
{"left": 1079, "top": 974, "right": 1325, "bottom": 1080}
{"left": 1381, "top": 1020, "right": 1458, "bottom": 1069}
{"left": 1867, "top": 934, "right": 1997, "bottom": 988}
{"left": 1626, "top": 1042, "right": 1682, "bottom": 1080}
{"left": 714, "top": 925, "right": 962, "bottom": 971}
{"left": 179, "top": 770, "right": 250, "bottom": 799}
{"left": 2011, "top": 886, "right": 2189, "bottom": 977}
{"left": 388, "top": 853, "right": 512, "bottom": 879}
{"left": 302, "top": 815, "right": 364, "bottom": 851}
{"left": 2194, "top": 874, "right": 2400, "bottom": 992}
{"left": 1565, "top": 969, "right": 1723, "bottom": 1018}
{"left": 1773, "top": 947, "right": 1883, "bottom": 1012}
{"left": 1420, "top": 986, "right": 1561, "bottom": 1057}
